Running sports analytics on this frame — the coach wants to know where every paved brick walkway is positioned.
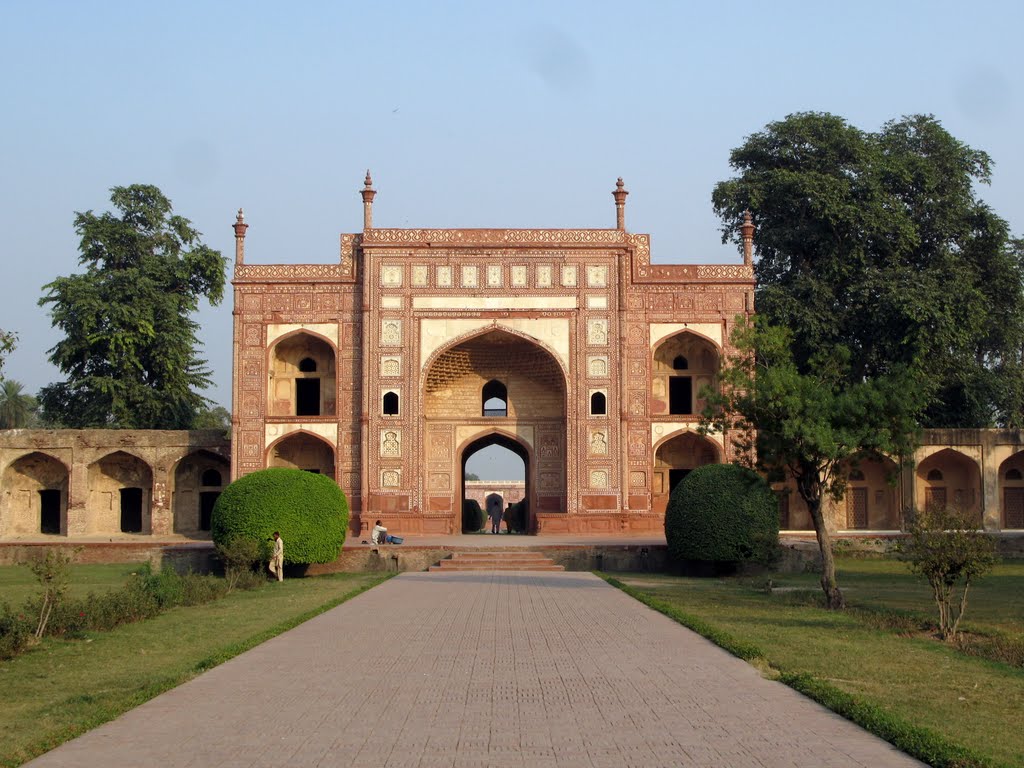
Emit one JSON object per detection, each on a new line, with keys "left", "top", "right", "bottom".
{"left": 27, "top": 572, "right": 922, "bottom": 767}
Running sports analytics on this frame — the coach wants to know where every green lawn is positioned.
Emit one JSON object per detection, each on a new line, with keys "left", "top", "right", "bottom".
{"left": 0, "top": 562, "right": 141, "bottom": 607}
{"left": 0, "top": 570, "right": 387, "bottom": 767}
{"left": 616, "top": 557, "right": 1024, "bottom": 768}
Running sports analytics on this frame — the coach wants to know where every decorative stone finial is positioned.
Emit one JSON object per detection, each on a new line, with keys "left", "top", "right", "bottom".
{"left": 361, "top": 170, "right": 377, "bottom": 230}
{"left": 740, "top": 209, "right": 755, "bottom": 266}
{"left": 232, "top": 208, "right": 248, "bottom": 265}
{"left": 612, "top": 178, "right": 629, "bottom": 230}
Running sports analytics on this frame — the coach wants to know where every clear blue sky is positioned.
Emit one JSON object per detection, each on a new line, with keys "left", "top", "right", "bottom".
{"left": 2, "top": 0, "right": 1021, "bottom": 420}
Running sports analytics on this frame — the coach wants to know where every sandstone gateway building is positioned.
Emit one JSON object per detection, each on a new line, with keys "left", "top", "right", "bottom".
{"left": 4, "top": 177, "right": 1024, "bottom": 545}
{"left": 230, "top": 176, "right": 754, "bottom": 537}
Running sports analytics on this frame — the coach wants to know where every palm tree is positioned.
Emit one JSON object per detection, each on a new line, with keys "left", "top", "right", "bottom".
{"left": 0, "top": 379, "right": 38, "bottom": 428}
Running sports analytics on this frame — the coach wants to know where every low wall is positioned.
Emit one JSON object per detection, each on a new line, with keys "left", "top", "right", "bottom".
{"left": 306, "top": 544, "right": 668, "bottom": 575}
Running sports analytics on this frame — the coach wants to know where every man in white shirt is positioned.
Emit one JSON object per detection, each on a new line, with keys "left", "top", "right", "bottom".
{"left": 269, "top": 531, "right": 284, "bottom": 582}
{"left": 371, "top": 520, "right": 389, "bottom": 545}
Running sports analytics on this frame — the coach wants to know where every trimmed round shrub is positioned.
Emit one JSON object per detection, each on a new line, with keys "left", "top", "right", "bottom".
{"left": 462, "top": 499, "right": 484, "bottom": 533}
{"left": 212, "top": 468, "right": 349, "bottom": 565}
{"left": 665, "top": 463, "right": 779, "bottom": 566}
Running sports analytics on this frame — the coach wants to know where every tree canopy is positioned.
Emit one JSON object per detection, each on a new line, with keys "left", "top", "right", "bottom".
{"left": 0, "top": 329, "right": 16, "bottom": 380}
{"left": 702, "top": 319, "right": 924, "bottom": 608}
{"left": 0, "top": 380, "right": 37, "bottom": 429}
{"left": 38, "top": 185, "right": 226, "bottom": 429}
{"left": 713, "top": 112, "right": 1024, "bottom": 428}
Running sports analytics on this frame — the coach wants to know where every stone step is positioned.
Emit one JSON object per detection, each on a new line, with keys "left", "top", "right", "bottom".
{"left": 452, "top": 557, "right": 557, "bottom": 561}
{"left": 430, "top": 551, "right": 565, "bottom": 572}
{"left": 428, "top": 563, "right": 565, "bottom": 572}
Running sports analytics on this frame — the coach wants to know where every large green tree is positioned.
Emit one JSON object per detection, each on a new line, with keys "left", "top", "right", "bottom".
{"left": 703, "top": 320, "right": 923, "bottom": 608}
{"left": 713, "top": 112, "right": 1024, "bottom": 428}
{"left": 39, "top": 185, "right": 226, "bottom": 429}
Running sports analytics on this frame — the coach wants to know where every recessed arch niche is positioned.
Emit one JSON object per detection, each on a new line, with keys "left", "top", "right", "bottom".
{"left": 651, "top": 331, "right": 719, "bottom": 417}
{"left": 0, "top": 452, "right": 69, "bottom": 536}
{"left": 268, "top": 333, "right": 336, "bottom": 417}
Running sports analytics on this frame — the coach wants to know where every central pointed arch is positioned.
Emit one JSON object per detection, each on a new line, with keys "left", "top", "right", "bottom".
{"left": 459, "top": 429, "right": 532, "bottom": 534}
{"left": 421, "top": 326, "right": 568, "bottom": 532}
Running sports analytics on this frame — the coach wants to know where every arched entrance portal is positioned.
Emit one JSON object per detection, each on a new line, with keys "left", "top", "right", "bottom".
{"left": 422, "top": 328, "right": 566, "bottom": 533}
{"left": 461, "top": 433, "right": 529, "bottom": 534}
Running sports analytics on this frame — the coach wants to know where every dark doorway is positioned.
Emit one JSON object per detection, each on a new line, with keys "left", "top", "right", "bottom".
{"left": 669, "top": 469, "right": 690, "bottom": 496}
{"left": 199, "top": 491, "right": 219, "bottom": 531}
{"left": 296, "top": 379, "right": 320, "bottom": 416}
{"left": 120, "top": 487, "right": 143, "bottom": 533}
{"left": 39, "top": 489, "right": 61, "bottom": 535}
{"left": 669, "top": 377, "right": 693, "bottom": 415}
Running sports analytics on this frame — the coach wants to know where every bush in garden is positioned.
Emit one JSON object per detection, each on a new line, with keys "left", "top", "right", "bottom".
{"left": 900, "top": 506, "right": 997, "bottom": 641}
{"left": 462, "top": 499, "right": 484, "bottom": 532}
{"left": 216, "top": 537, "right": 269, "bottom": 592}
{"left": 212, "top": 468, "right": 349, "bottom": 565}
{"left": 0, "top": 603, "right": 32, "bottom": 659}
{"left": 665, "top": 463, "right": 779, "bottom": 566}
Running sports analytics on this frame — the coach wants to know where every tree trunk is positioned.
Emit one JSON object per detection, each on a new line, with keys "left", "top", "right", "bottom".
{"left": 797, "top": 469, "right": 846, "bottom": 610}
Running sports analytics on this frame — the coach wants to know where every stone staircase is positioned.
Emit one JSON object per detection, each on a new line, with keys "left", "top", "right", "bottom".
{"left": 429, "top": 551, "right": 565, "bottom": 572}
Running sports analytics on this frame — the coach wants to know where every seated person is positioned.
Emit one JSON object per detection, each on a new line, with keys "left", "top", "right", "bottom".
{"left": 371, "top": 520, "right": 390, "bottom": 545}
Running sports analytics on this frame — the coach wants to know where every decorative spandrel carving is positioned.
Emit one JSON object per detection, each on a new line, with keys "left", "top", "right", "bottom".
{"left": 538, "top": 435, "right": 559, "bottom": 459}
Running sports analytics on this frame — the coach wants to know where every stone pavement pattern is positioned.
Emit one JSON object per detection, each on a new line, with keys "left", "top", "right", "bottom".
{"left": 27, "top": 572, "right": 922, "bottom": 768}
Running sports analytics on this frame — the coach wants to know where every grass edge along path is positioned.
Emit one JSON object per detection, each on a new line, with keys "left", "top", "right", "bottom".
{"left": 5, "top": 574, "right": 392, "bottom": 768}
{"left": 598, "top": 574, "right": 1004, "bottom": 768}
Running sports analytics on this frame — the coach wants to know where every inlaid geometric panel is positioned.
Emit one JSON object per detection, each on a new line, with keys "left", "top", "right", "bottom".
{"left": 537, "top": 265, "right": 552, "bottom": 288}
{"left": 381, "top": 470, "right": 400, "bottom": 488}
{"left": 461, "top": 265, "right": 478, "bottom": 288}
{"left": 437, "top": 266, "right": 452, "bottom": 287}
{"left": 589, "top": 430, "right": 608, "bottom": 455}
{"left": 412, "top": 265, "right": 429, "bottom": 287}
{"left": 381, "top": 320, "right": 401, "bottom": 346}
{"left": 380, "top": 357, "right": 401, "bottom": 377}
{"left": 587, "top": 319, "right": 608, "bottom": 346}
{"left": 381, "top": 265, "right": 402, "bottom": 287}
{"left": 588, "top": 356, "right": 609, "bottom": 378}
{"left": 511, "top": 265, "right": 527, "bottom": 287}
{"left": 590, "top": 469, "right": 608, "bottom": 488}
{"left": 380, "top": 429, "right": 401, "bottom": 457}
{"left": 587, "top": 265, "right": 608, "bottom": 288}
{"left": 487, "top": 265, "right": 502, "bottom": 288}
{"left": 561, "top": 265, "right": 578, "bottom": 287}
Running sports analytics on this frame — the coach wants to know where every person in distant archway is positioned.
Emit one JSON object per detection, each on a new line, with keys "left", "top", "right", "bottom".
{"left": 269, "top": 531, "right": 284, "bottom": 582}
{"left": 488, "top": 498, "right": 503, "bottom": 534}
